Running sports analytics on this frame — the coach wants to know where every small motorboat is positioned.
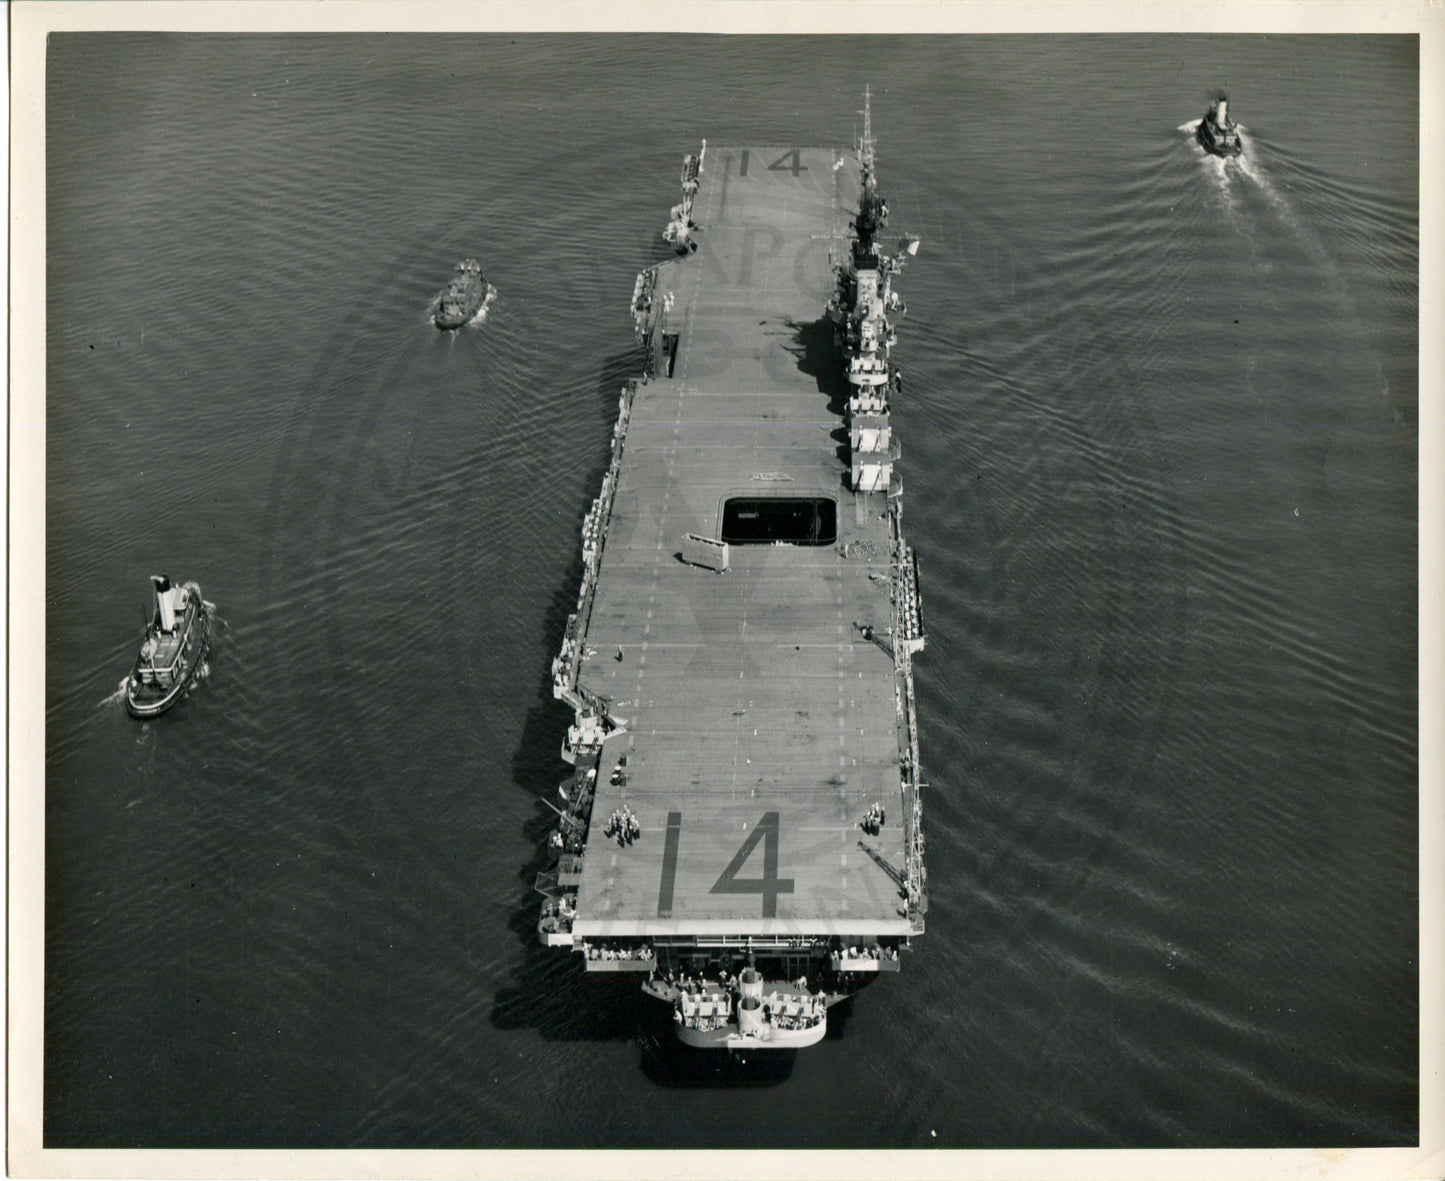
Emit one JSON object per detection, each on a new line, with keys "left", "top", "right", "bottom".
{"left": 433, "top": 258, "right": 489, "bottom": 329}
{"left": 125, "top": 575, "right": 211, "bottom": 718}
{"left": 1197, "top": 93, "right": 1242, "bottom": 157}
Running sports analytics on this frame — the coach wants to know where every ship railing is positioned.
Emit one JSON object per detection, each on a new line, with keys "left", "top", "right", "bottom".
{"left": 900, "top": 669, "right": 928, "bottom": 924}
{"left": 553, "top": 381, "right": 640, "bottom": 710}
{"left": 651, "top": 934, "right": 825, "bottom": 951}
{"left": 883, "top": 499, "right": 928, "bottom": 925}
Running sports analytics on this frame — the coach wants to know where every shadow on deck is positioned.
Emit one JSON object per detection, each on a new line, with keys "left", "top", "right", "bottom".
{"left": 782, "top": 315, "right": 849, "bottom": 417}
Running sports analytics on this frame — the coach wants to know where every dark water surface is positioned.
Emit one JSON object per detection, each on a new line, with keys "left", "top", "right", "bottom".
{"left": 43, "top": 34, "right": 1417, "bottom": 1147}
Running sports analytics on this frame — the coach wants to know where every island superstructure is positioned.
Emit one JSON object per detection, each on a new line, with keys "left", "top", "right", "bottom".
{"left": 537, "top": 90, "right": 928, "bottom": 1051}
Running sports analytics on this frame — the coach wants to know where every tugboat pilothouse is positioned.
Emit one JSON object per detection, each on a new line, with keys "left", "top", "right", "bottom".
{"left": 126, "top": 574, "right": 211, "bottom": 718}
{"left": 1197, "top": 92, "right": 1242, "bottom": 157}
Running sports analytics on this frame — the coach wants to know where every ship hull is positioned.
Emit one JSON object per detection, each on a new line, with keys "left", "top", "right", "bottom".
{"left": 537, "top": 107, "right": 928, "bottom": 1052}
{"left": 676, "top": 1021, "right": 828, "bottom": 1051}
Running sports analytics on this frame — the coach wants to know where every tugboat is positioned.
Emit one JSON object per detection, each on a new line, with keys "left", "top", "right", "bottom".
{"left": 433, "top": 258, "right": 489, "bottom": 329}
{"left": 125, "top": 575, "right": 211, "bottom": 718}
{"left": 1197, "top": 93, "right": 1242, "bottom": 157}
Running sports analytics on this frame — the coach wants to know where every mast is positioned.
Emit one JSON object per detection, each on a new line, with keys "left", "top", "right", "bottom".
{"left": 858, "top": 83, "right": 876, "bottom": 179}
{"left": 854, "top": 84, "right": 887, "bottom": 254}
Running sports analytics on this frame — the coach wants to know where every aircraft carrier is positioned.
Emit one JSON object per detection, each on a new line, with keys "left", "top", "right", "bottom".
{"left": 537, "top": 90, "right": 928, "bottom": 1051}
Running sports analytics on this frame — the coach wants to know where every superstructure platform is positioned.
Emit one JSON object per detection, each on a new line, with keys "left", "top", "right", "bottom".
{"left": 538, "top": 93, "right": 928, "bottom": 1051}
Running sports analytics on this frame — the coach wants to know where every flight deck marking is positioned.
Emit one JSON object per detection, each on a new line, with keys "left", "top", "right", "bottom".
{"left": 767, "top": 148, "right": 807, "bottom": 177}
{"left": 656, "top": 811, "right": 683, "bottom": 917}
{"left": 710, "top": 811, "right": 795, "bottom": 917}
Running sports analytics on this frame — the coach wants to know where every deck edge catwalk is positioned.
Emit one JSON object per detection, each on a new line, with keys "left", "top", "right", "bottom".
{"left": 536, "top": 89, "right": 929, "bottom": 1053}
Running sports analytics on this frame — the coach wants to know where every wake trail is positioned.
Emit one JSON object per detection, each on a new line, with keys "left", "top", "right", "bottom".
{"left": 1230, "top": 132, "right": 1337, "bottom": 273}
{"left": 1234, "top": 133, "right": 1298, "bottom": 227}
{"left": 1233, "top": 131, "right": 1360, "bottom": 323}
{"left": 1198, "top": 129, "right": 1386, "bottom": 400}
{"left": 1187, "top": 126, "right": 1348, "bottom": 299}
{"left": 1181, "top": 120, "right": 1240, "bottom": 214}
{"left": 99, "top": 677, "right": 129, "bottom": 709}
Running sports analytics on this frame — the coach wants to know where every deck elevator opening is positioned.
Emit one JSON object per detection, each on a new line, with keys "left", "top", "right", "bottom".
{"left": 720, "top": 497, "right": 837, "bottom": 545}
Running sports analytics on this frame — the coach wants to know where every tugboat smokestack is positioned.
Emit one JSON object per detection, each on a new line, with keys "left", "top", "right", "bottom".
{"left": 151, "top": 574, "right": 175, "bottom": 631}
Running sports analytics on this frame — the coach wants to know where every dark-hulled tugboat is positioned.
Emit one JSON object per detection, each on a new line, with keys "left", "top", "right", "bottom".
{"left": 125, "top": 575, "right": 211, "bottom": 718}
{"left": 433, "top": 258, "right": 489, "bottom": 329}
{"left": 1197, "top": 92, "right": 1242, "bottom": 157}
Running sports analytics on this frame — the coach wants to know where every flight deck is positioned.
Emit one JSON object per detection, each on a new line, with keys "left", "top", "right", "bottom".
{"left": 538, "top": 105, "right": 927, "bottom": 1050}
{"left": 573, "top": 146, "right": 910, "bottom": 939}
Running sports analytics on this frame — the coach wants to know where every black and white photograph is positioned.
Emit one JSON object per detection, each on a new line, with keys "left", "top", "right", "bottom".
{"left": 10, "top": 2, "right": 1438, "bottom": 1176}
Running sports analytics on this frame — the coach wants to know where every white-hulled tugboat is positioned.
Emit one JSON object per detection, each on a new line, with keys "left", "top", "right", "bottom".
{"left": 433, "top": 258, "right": 490, "bottom": 329}
{"left": 125, "top": 575, "right": 211, "bottom": 718}
{"left": 1197, "top": 93, "right": 1242, "bottom": 157}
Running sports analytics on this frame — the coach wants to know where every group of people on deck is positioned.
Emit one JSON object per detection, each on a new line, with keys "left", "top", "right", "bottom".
{"left": 861, "top": 801, "right": 887, "bottom": 835}
{"left": 604, "top": 806, "right": 640, "bottom": 845}
{"left": 586, "top": 941, "right": 648, "bottom": 961}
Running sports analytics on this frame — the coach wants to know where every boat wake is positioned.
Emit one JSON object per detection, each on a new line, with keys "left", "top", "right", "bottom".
{"left": 1200, "top": 151, "right": 1240, "bottom": 213}
{"left": 1182, "top": 119, "right": 1242, "bottom": 212}
{"left": 1190, "top": 128, "right": 1322, "bottom": 256}
{"left": 1187, "top": 126, "right": 1299, "bottom": 234}
{"left": 1231, "top": 133, "right": 1353, "bottom": 302}
{"left": 463, "top": 285, "right": 498, "bottom": 327}
{"left": 1231, "top": 132, "right": 1295, "bottom": 223}
{"left": 99, "top": 677, "right": 130, "bottom": 709}
{"left": 1195, "top": 126, "right": 1378, "bottom": 389}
